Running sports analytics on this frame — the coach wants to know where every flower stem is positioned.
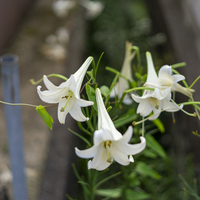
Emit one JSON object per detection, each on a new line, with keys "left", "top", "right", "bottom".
{"left": 131, "top": 46, "right": 141, "bottom": 69}
{"left": 172, "top": 62, "right": 186, "bottom": 69}
{"left": 189, "top": 75, "right": 200, "bottom": 89}
{"left": 0, "top": 100, "right": 36, "bottom": 107}
{"left": 30, "top": 73, "right": 68, "bottom": 85}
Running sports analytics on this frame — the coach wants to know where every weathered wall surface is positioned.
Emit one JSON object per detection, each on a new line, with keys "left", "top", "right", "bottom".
{"left": 0, "top": 0, "right": 34, "bottom": 54}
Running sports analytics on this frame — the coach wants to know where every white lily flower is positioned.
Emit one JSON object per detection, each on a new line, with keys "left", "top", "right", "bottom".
{"left": 110, "top": 41, "right": 135, "bottom": 104}
{"left": 131, "top": 88, "right": 183, "bottom": 120}
{"left": 145, "top": 52, "right": 194, "bottom": 97}
{"left": 37, "top": 57, "right": 94, "bottom": 124}
{"left": 75, "top": 88, "right": 146, "bottom": 171}
{"left": 131, "top": 52, "right": 183, "bottom": 120}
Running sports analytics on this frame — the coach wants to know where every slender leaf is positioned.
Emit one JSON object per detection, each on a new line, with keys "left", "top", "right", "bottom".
{"left": 135, "top": 162, "right": 161, "bottom": 180}
{"left": 86, "top": 84, "right": 97, "bottom": 111}
{"left": 96, "top": 188, "right": 122, "bottom": 198}
{"left": 36, "top": 105, "right": 53, "bottom": 130}
{"left": 114, "top": 108, "right": 137, "bottom": 128}
{"left": 152, "top": 118, "right": 165, "bottom": 133}
{"left": 126, "top": 189, "right": 151, "bottom": 200}
{"left": 145, "top": 134, "right": 167, "bottom": 159}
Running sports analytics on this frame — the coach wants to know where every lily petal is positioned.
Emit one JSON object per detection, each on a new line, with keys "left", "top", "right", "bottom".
{"left": 43, "top": 75, "right": 58, "bottom": 91}
{"left": 146, "top": 52, "right": 158, "bottom": 83}
{"left": 37, "top": 85, "right": 64, "bottom": 103}
{"left": 120, "top": 126, "right": 133, "bottom": 143}
{"left": 113, "top": 151, "right": 130, "bottom": 166}
{"left": 116, "top": 136, "right": 146, "bottom": 155}
{"left": 75, "top": 145, "right": 99, "bottom": 159}
{"left": 57, "top": 98, "right": 73, "bottom": 124}
{"left": 70, "top": 101, "right": 89, "bottom": 122}
{"left": 88, "top": 146, "right": 111, "bottom": 171}
{"left": 73, "top": 56, "right": 93, "bottom": 96}
{"left": 96, "top": 88, "right": 122, "bottom": 140}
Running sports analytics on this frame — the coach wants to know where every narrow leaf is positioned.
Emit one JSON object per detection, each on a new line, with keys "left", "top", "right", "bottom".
{"left": 96, "top": 188, "right": 122, "bottom": 198}
{"left": 36, "top": 105, "right": 53, "bottom": 130}
{"left": 86, "top": 84, "right": 97, "bottom": 111}
{"left": 145, "top": 134, "right": 167, "bottom": 159}
{"left": 152, "top": 118, "right": 165, "bottom": 133}
{"left": 114, "top": 109, "right": 137, "bottom": 128}
{"left": 135, "top": 162, "right": 161, "bottom": 180}
{"left": 126, "top": 189, "right": 151, "bottom": 200}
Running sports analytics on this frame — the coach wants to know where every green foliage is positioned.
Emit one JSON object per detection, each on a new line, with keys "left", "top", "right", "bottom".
{"left": 125, "top": 189, "right": 151, "bottom": 200}
{"left": 36, "top": 105, "right": 53, "bottom": 130}
{"left": 114, "top": 108, "right": 137, "bottom": 128}
{"left": 145, "top": 134, "right": 167, "bottom": 159}
{"left": 86, "top": 84, "right": 98, "bottom": 112}
{"left": 135, "top": 162, "right": 161, "bottom": 180}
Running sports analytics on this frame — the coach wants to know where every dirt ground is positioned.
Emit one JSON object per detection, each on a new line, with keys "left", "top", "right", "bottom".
{"left": 0, "top": 0, "right": 81, "bottom": 199}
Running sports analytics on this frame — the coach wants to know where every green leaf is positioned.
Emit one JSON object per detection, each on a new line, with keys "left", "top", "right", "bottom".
{"left": 142, "top": 148, "right": 157, "bottom": 159}
{"left": 100, "top": 85, "right": 110, "bottom": 97}
{"left": 135, "top": 162, "right": 161, "bottom": 180}
{"left": 126, "top": 189, "right": 151, "bottom": 200}
{"left": 36, "top": 105, "right": 53, "bottom": 130}
{"left": 135, "top": 72, "right": 142, "bottom": 80}
{"left": 96, "top": 188, "right": 122, "bottom": 198}
{"left": 85, "top": 84, "right": 97, "bottom": 111}
{"left": 87, "top": 69, "right": 94, "bottom": 79}
{"left": 145, "top": 134, "right": 167, "bottom": 159}
{"left": 152, "top": 118, "right": 165, "bottom": 133}
{"left": 114, "top": 108, "right": 137, "bottom": 128}
{"left": 66, "top": 194, "right": 78, "bottom": 200}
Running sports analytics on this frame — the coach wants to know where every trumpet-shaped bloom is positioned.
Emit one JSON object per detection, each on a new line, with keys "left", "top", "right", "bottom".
{"left": 145, "top": 52, "right": 194, "bottom": 97}
{"left": 131, "top": 52, "right": 184, "bottom": 120}
{"left": 110, "top": 41, "right": 135, "bottom": 104}
{"left": 131, "top": 88, "right": 183, "bottom": 120}
{"left": 37, "top": 57, "right": 94, "bottom": 124}
{"left": 75, "top": 88, "right": 146, "bottom": 171}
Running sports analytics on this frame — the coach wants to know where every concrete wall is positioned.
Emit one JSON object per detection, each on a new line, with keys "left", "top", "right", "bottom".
{"left": 0, "top": 0, "right": 34, "bottom": 54}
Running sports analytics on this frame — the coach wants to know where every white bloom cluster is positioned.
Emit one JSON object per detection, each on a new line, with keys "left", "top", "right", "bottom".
{"left": 131, "top": 52, "right": 194, "bottom": 120}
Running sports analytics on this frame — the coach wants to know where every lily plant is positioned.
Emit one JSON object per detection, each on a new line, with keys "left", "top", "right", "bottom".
{"left": 37, "top": 56, "right": 94, "bottom": 124}
{"left": 75, "top": 88, "right": 146, "bottom": 171}
{"left": 131, "top": 52, "right": 185, "bottom": 120}
{"left": 110, "top": 41, "right": 135, "bottom": 105}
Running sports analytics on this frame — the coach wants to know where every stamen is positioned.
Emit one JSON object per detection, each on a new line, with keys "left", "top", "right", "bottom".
{"left": 60, "top": 90, "right": 73, "bottom": 112}
{"left": 103, "top": 141, "right": 112, "bottom": 163}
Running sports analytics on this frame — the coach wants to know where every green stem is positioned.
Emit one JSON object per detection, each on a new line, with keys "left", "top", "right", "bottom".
{"left": 0, "top": 100, "right": 36, "bottom": 107}
{"left": 189, "top": 75, "right": 200, "bottom": 89}
{"left": 131, "top": 46, "right": 141, "bottom": 69}
{"left": 77, "top": 122, "right": 92, "bottom": 136}
{"left": 94, "top": 171, "right": 121, "bottom": 190}
{"left": 172, "top": 62, "right": 186, "bottom": 69}
{"left": 30, "top": 73, "right": 68, "bottom": 85}
{"left": 105, "top": 67, "right": 129, "bottom": 81}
